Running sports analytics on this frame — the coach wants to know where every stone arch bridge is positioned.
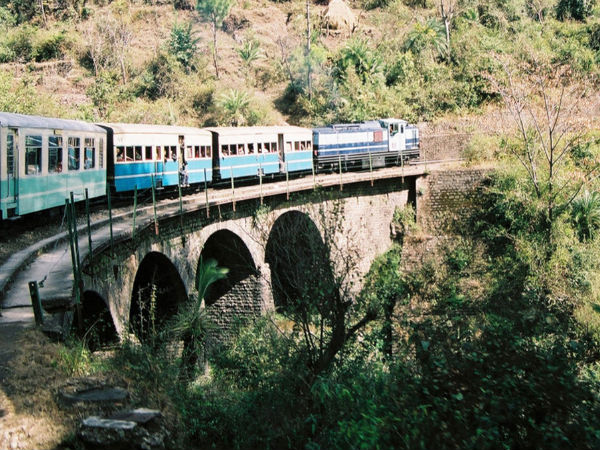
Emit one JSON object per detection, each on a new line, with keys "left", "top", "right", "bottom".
{"left": 81, "top": 167, "right": 485, "bottom": 342}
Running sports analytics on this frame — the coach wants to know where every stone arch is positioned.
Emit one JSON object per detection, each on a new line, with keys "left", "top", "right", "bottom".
{"left": 199, "top": 229, "right": 257, "bottom": 306}
{"left": 265, "top": 210, "right": 336, "bottom": 311}
{"left": 130, "top": 251, "right": 188, "bottom": 342}
{"left": 79, "top": 290, "right": 119, "bottom": 351}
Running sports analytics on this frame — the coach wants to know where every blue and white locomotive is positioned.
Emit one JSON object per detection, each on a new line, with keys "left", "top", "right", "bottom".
{"left": 0, "top": 112, "right": 419, "bottom": 219}
{"left": 313, "top": 118, "right": 419, "bottom": 170}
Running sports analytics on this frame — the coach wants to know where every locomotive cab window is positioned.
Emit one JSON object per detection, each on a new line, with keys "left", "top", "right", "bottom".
{"left": 68, "top": 137, "right": 81, "bottom": 171}
{"left": 48, "top": 136, "right": 63, "bottom": 173}
{"left": 84, "top": 138, "right": 95, "bottom": 169}
{"left": 25, "top": 135, "right": 42, "bottom": 175}
{"left": 389, "top": 123, "right": 399, "bottom": 136}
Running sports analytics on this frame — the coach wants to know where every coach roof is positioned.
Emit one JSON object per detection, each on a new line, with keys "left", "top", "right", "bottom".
{"left": 0, "top": 112, "right": 105, "bottom": 133}
{"left": 99, "top": 122, "right": 212, "bottom": 136}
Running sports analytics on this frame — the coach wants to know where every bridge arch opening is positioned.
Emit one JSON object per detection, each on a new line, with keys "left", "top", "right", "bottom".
{"left": 130, "top": 252, "right": 188, "bottom": 342}
{"left": 199, "top": 230, "right": 257, "bottom": 306}
{"left": 79, "top": 290, "right": 119, "bottom": 351}
{"left": 265, "top": 211, "right": 336, "bottom": 312}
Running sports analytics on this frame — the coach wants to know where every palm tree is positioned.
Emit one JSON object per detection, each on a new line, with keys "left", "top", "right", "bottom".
{"left": 176, "top": 257, "right": 229, "bottom": 381}
{"left": 334, "top": 38, "right": 383, "bottom": 84}
{"left": 218, "top": 89, "right": 251, "bottom": 126}
{"left": 404, "top": 18, "right": 447, "bottom": 59}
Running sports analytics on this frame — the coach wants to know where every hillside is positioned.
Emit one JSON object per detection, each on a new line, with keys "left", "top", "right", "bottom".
{"left": 0, "top": 0, "right": 597, "bottom": 130}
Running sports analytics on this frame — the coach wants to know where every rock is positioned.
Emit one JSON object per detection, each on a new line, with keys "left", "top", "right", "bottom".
{"left": 60, "top": 386, "right": 128, "bottom": 406}
{"left": 78, "top": 411, "right": 168, "bottom": 450}
{"left": 109, "top": 408, "right": 161, "bottom": 425}
{"left": 82, "top": 417, "right": 137, "bottom": 430}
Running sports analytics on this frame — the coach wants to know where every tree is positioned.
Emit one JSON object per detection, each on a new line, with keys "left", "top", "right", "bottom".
{"left": 85, "top": 9, "right": 132, "bottom": 83}
{"left": 196, "top": 0, "right": 234, "bottom": 79}
{"left": 490, "top": 57, "right": 599, "bottom": 242}
{"left": 217, "top": 88, "right": 250, "bottom": 125}
{"left": 237, "top": 38, "right": 262, "bottom": 84}
{"left": 260, "top": 197, "right": 379, "bottom": 380}
{"left": 168, "top": 21, "right": 200, "bottom": 71}
{"left": 438, "top": 0, "right": 456, "bottom": 59}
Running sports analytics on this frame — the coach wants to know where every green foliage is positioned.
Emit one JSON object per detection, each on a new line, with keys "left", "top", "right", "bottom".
{"left": 571, "top": 190, "right": 600, "bottom": 241}
{"left": 135, "top": 52, "right": 182, "bottom": 100}
{"left": 215, "top": 88, "right": 257, "bottom": 125}
{"left": 334, "top": 38, "right": 384, "bottom": 84}
{"left": 196, "top": 0, "right": 234, "bottom": 28}
{"left": 404, "top": 19, "right": 447, "bottom": 59}
{"left": 556, "top": 0, "right": 596, "bottom": 21}
{"left": 0, "top": 70, "right": 57, "bottom": 114}
{"left": 168, "top": 21, "right": 200, "bottom": 71}
{"left": 237, "top": 38, "right": 262, "bottom": 66}
{"left": 86, "top": 71, "right": 121, "bottom": 120}
{"left": 33, "top": 29, "right": 71, "bottom": 62}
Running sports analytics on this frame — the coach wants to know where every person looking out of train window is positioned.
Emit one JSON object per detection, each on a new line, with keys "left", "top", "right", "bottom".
{"left": 117, "top": 147, "right": 124, "bottom": 162}
{"left": 172, "top": 148, "right": 177, "bottom": 161}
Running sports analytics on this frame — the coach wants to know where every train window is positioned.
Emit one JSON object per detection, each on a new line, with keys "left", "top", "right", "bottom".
{"left": 171, "top": 146, "right": 177, "bottom": 161}
{"left": 125, "top": 146, "right": 134, "bottom": 161}
{"left": 306, "top": 141, "right": 312, "bottom": 150}
{"left": 116, "top": 146, "right": 125, "bottom": 162}
{"left": 99, "top": 138, "right": 104, "bottom": 168}
{"left": 206, "top": 146, "right": 212, "bottom": 157}
{"left": 263, "top": 143, "right": 269, "bottom": 153}
{"left": 134, "top": 146, "right": 142, "bottom": 161}
{"left": 84, "top": 138, "right": 95, "bottom": 169}
{"left": 145, "top": 146, "right": 152, "bottom": 160}
{"left": 293, "top": 142, "right": 299, "bottom": 151}
{"left": 248, "top": 143, "right": 254, "bottom": 154}
{"left": 389, "top": 123, "right": 399, "bottom": 136}
{"left": 271, "top": 142, "right": 277, "bottom": 152}
{"left": 257, "top": 143, "right": 262, "bottom": 153}
{"left": 156, "top": 146, "right": 162, "bottom": 160}
{"left": 186, "top": 146, "right": 193, "bottom": 159}
{"left": 48, "top": 136, "right": 63, "bottom": 173}
{"left": 68, "top": 137, "right": 80, "bottom": 171}
{"left": 25, "top": 135, "right": 42, "bottom": 175}
{"left": 194, "top": 146, "right": 200, "bottom": 158}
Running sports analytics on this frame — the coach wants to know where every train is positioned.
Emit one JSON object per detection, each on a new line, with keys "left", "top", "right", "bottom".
{"left": 0, "top": 112, "right": 419, "bottom": 219}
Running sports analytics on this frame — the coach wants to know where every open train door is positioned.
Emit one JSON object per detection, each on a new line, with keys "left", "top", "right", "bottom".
{"left": 154, "top": 144, "right": 165, "bottom": 189}
{"left": 3, "top": 128, "right": 18, "bottom": 215}
{"left": 278, "top": 133, "right": 285, "bottom": 172}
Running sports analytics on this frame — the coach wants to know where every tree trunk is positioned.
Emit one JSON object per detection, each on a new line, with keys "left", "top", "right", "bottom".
{"left": 212, "top": 22, "right": 220, "bottom": 79}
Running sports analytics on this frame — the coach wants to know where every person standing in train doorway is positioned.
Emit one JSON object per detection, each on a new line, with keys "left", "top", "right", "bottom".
{"left": 178, "top": 135, "right": 189, "bottom": 187}
{"left": 179, "top": 159, "right": 189, "bottom": 187}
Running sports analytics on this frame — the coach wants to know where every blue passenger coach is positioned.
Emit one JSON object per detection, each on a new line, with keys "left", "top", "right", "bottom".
{"left": 0, "top": 113, "right": 106, "bottom": 219}
{"left": 102, "top": 123, "right": 212, "bottom": 192}
{"left": 208, "top": 126, "right": 313, "bottom": 181}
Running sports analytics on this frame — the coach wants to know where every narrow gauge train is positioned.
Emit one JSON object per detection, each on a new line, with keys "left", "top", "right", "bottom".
{"left": 0, "top": 113, "right": 419, "bottom": 219}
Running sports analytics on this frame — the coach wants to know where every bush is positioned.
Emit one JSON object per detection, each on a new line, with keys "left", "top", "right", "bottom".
{"left": 33, "top": 30, "right": 71, "bottom": 62}
{"left": 556, "top": 0, "right": 596, "bottom": 21}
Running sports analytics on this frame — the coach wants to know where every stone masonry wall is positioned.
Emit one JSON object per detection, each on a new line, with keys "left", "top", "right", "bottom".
{"left": 416, "top": 168, "right": 490, "bottom": 234}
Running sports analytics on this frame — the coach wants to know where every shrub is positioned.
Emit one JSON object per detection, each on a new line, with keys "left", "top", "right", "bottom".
{"left": 33, "top": 30, "right": 71, "bottom": 62}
